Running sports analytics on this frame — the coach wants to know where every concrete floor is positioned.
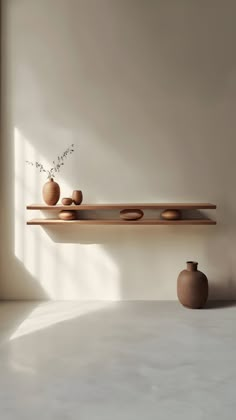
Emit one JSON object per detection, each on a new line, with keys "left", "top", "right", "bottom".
{"left": 0, "top": 301, "right": 236, "bottom": 420}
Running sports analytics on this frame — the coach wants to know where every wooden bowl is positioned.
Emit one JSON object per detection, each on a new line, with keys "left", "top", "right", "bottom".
{"left": 59, "top": 210, "right": 77, "bottom": 221}
{"left": 120, "top": 209, "right": 144, "bottom": 221}
{"left": 61, "top": 197, "right": 73, "bottom": 206}
{"left": 161, "top": 209, "right": 181, "bottom": 220}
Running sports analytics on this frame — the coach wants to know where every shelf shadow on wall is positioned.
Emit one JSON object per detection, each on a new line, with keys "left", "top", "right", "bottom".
{"left": 39, "top": 224, "right": 219, "bottom": 300}
{"left": 40, "top": 221, "right": 216, "bottom": 244}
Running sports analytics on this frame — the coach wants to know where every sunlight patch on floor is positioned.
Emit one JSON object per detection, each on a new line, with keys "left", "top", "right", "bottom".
{"left": 10, "top": 301, "right": 115, "bottom": 341}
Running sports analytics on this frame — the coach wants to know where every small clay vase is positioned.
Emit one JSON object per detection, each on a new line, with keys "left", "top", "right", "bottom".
{"left": 59, "top": 210, "right": 77, "bottom": 220}
{"left": 42, "top": 178, "right": 60, "bottom": 205}
{"left": 72, "top": 190, "right": 83, "bottom": 205}
{"left": 161, "top": 209, "right": 181, "bottom": 220}
{"left": 120, "top": 209, "right": 144, "bottom": 221}
{"left": 62, "top": 197, "right": 73, "bottom": 206}
{"left": 177, "top": 261, "right": 208, "bottom": 309}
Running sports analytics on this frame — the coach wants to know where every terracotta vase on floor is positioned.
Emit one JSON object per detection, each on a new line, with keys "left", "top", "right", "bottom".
{"left": 177, "top": 261, "right": 208, "bottom": 309}
{"left": 42, "top": 178, "right": 60, "bottom": 205}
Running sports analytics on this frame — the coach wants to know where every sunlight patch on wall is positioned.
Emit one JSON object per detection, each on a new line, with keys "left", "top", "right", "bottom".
{"left": 14, "top": 128, "right": 121, "bottom": 300}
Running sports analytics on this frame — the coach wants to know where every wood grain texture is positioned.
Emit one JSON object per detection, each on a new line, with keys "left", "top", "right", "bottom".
{"left": 27, "top": 219, "right": 217, "bottom": 226}
{"left": 27, "top": 203, "right": 217, "bottom": 210}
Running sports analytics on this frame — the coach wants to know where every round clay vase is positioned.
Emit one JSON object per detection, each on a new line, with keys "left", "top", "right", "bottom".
{"left": 120, "top": 209, "right": 144, "bottom": 221}
{"left": 72, "top": 190, "right": 83, "bottom": 205}
{"left": 177, "top": 261, "right": 208, "bottom": 309}
{"left": 161, "top": 209, "right": 181, "bottom": 220}
{"left": 42, "top": 178, "right": 60, "bottom": 205}
{"left": 59, "top": 210, "right": 77, "bottom": 220}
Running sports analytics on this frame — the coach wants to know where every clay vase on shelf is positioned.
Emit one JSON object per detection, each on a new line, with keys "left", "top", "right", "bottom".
{"left": 161, "top": 209, "right": 181, "bottom": 220}
{"left": 72, "top": 190, "right": 83, "bottom": 205}
{"left": 62, "top": 197, "right": 73, "bottom": 206}
{"left": 59, "top": 210, "right": 77, "bottom": 220}
{"left": 42, "top": 178, "right": 60, "bottom": 205}
{"left": 120, "top": 209, "right": 144, "bottom": 221}
{"left": 177, "top": 261, "right": 208, "bottom": 309}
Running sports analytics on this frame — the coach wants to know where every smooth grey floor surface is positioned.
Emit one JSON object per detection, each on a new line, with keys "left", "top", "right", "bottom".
{"left": 0, "top": 301, "right": 235, "bottom": 420}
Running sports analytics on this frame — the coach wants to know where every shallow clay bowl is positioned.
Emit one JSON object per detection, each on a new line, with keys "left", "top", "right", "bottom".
{"left": 120, "top": 209, "right": 144, "bottom": 221}
{"left": 161, "top": 209, "right": 181, "bottom": 220}
{"left": 61, "top": 197, "right": 73, "bottom": 206}
{"left": 59, "top": 210, "right": 77, "bottom": 221}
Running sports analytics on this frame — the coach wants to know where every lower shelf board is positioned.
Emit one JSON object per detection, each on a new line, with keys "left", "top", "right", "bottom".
{"left": 27, "top": 218, "right": 217, "bottom": 226}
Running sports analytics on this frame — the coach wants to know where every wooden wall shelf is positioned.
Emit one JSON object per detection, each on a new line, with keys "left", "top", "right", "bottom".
{"left": 26, "top": 203, "right": 216, "bottom": 226}
{"left": 27, "top": 218, "right": 216, "bottom": 226}
{"left": 27, "top": 203, "right": 216, "bottom": 210}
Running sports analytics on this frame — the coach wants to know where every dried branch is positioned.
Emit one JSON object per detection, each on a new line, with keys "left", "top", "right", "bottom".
{"left": 26, "top": 144, "right": 75, "bottom": 179}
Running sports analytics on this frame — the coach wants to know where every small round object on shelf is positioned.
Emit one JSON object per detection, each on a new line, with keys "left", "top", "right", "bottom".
{"left": 59, "top": 210, "right": 77, "bottom": 221}
{"left": 161, "top": 209, "right": 181, "bottom": 220}
{"left": 72, "top": 190, "right": 83, "bottom": 205}
{"left": 61, "top": 197, "right": 73, "bottom": 206}
{"left": 120, "top": 209, "right": 144, "bottom": 221}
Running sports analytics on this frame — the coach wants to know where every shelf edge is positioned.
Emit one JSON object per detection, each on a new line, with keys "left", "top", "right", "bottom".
{"left": 27, "top": 218, "right": 217, "bottom": 226}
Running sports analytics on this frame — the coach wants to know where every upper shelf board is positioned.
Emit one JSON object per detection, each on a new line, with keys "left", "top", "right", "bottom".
{"left": 27, "top": 203, "right": 217, "bottom": 210}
